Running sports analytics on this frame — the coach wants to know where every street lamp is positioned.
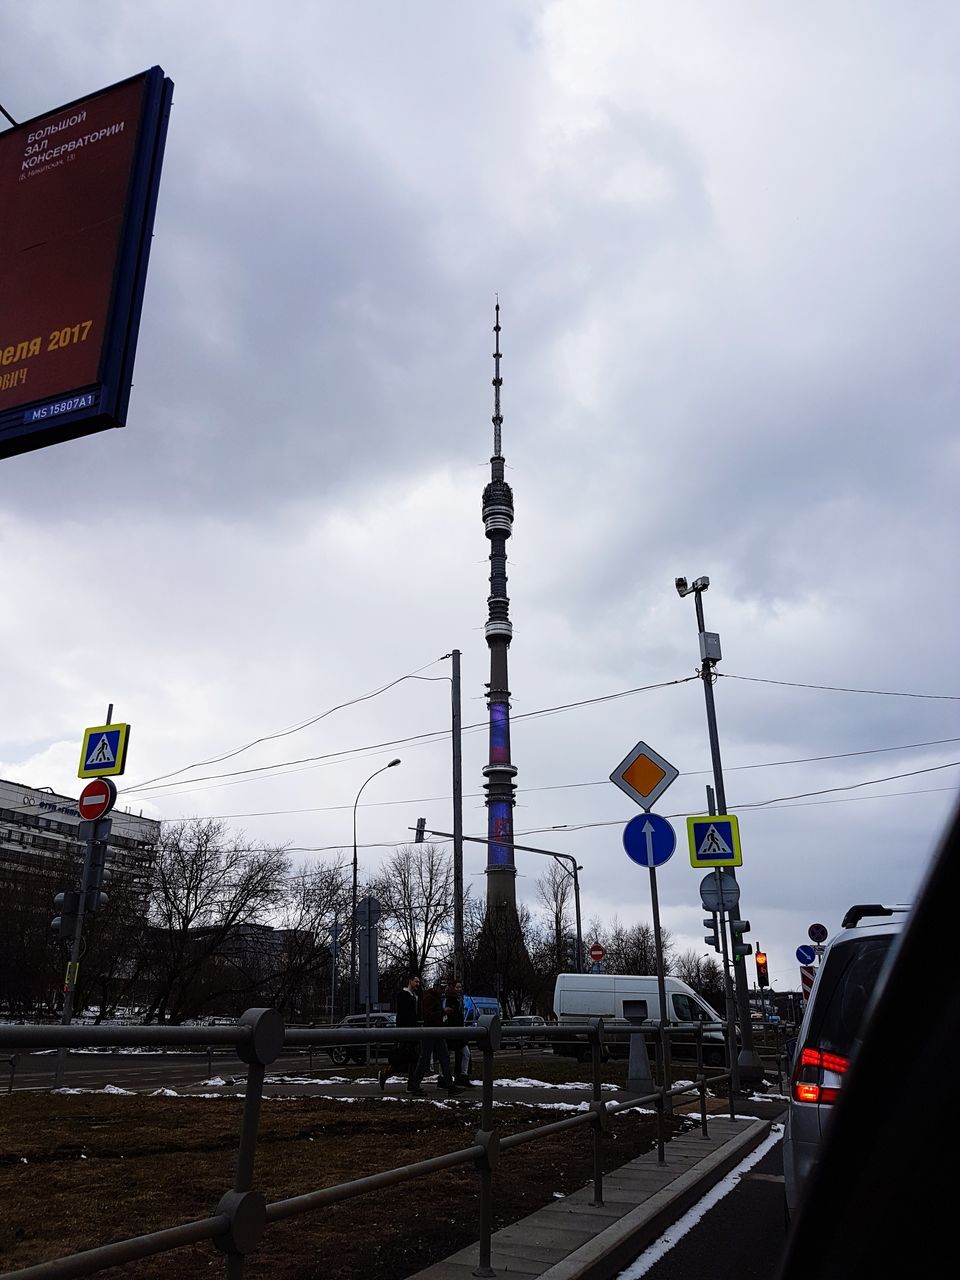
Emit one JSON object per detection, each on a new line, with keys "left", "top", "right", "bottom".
{"left": 349, "top": 758, "right": 401, "bottom": 1015}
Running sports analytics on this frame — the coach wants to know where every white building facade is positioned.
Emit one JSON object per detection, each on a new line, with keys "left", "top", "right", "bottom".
{"left": 0, "top": 776, "right": 159, "bottom": 894}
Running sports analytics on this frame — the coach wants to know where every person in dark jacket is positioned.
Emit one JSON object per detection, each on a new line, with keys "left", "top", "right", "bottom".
{"left": 383, "top": 972, "right": 420, "bottom": 1092}
{"left": 410, "top": 982, "right": 460, "bottom": 1094}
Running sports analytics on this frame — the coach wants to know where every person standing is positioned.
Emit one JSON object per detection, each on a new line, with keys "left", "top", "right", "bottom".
{"left": 411, "top": 981, "right": 460, "bottom": 1094}
{"left": 447, "top": 980, "right": 475, "bottom": 1086}
{"left": 385, "top": 972, "right": 421, "bottom": 1093}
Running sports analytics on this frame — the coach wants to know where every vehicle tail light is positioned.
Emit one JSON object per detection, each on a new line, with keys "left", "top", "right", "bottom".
{"left": 791, "top": 1045, "right": 850, "bottom": 1104}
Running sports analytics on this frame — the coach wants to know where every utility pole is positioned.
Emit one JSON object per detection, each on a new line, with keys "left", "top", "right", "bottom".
{"left": 676, "top": 576, "right": 762, "bottom": 1082}
{"left": 450, "top": 649, "right": 465, "bottom": 981}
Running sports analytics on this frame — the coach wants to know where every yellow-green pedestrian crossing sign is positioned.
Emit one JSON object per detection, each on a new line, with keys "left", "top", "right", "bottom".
{"left": 78, "top": 723, "right": 130, "bottom": 778}
{"left": 686, "top": 813, "right": 742, "bottom": 868}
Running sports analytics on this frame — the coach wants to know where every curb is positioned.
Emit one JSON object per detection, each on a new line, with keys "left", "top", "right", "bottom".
{"left": 538, "top": 1118, "right": 772, "bottom": 1280}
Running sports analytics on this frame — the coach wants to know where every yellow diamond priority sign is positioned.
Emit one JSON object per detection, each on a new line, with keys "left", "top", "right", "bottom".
{"left": 609, "top": 740, "right": 679, "bottom": 812}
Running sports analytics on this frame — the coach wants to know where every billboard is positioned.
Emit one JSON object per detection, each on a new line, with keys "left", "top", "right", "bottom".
{"left": 0, "top": 67, "right": 173, "bottom": 459}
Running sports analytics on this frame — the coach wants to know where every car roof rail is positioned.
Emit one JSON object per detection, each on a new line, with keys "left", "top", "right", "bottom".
{"left": 841, "top": 903, "right": 911, "bottom": 929}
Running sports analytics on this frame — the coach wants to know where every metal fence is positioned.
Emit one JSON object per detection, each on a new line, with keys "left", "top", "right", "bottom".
{"left": 0, "top": 1012, "right": 734, "bottom": 1280}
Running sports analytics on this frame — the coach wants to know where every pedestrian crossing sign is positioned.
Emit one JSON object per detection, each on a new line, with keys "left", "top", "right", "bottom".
{"left": 78, "top": 723, "right": 130, "bottom": 778}
{"left": 686, "top": 813, "right": 742, "bottom": 868}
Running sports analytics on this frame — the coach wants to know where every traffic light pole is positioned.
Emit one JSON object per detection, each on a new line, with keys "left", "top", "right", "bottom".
{"left": 416, "top": 827, "right": 583, "bottom": 971}
{"left": 54, "top": 832, "right": 95, "bottom": 1087}
{"left": 707, "top": 786, "right": 741, "bottom": 1094}
{"left": 689, "top": 585, "right": 762, "bottom": 1083}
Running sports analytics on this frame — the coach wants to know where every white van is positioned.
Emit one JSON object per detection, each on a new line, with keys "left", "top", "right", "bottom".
{"left": 552, "top": 972, "right": 726, "bottom": 1063}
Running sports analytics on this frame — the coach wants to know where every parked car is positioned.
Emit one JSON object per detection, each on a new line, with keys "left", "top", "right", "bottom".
{"left": 503, "top": 1015, "right": 547, "bottom": 1043}
{"left": 326, "top": 1013, "right": 396, "bottom": 1066}
{"left": 782, "top": 902, "right": 909, "bottom": 1219}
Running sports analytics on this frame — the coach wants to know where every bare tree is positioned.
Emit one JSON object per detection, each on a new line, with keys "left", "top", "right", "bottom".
{"left": 597, "top": 917, "right": 675, "bottom": 976}
{"left": 143, "top": 818, "right": 288, "bottom": 1023}
{"left": 535, "top": 861, "right": 572, "bottom": 974}
{"left": 367, "top": 843, "right": 452, "bottom": 977}
{"left": 673, "top": 949, "right": 725, "bottom": 1010}
{"left": 270, "top": 856, "right": 350, "bottom": 1021}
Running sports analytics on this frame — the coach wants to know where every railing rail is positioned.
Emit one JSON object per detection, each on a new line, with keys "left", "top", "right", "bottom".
{"left": 0, "top": 1011, "right": 736, "bottom": 1280}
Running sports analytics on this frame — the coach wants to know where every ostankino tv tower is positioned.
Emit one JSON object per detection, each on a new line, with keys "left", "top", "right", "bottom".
{"left": 481, "top": 302, "right": 519, "bottom": 914}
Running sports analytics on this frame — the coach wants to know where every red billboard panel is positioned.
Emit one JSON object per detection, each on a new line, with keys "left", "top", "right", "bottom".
{"left": 0, "top": 68, "right": 172, "bottom": 459}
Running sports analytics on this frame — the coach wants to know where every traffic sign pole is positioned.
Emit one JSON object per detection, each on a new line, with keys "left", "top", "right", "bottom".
{"left": 58, "top": 706, "right": 123, "bottom": 1087}
{"left": 707, "top": 787, "right": 741, "bottom": 1094}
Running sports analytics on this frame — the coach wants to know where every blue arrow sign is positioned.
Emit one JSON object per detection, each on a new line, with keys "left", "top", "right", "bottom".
{"left": 623, "top": 813, "right": 676, "bottom": 868}
{"left": 796, "top": 945, "right": 816, "bottom": 965}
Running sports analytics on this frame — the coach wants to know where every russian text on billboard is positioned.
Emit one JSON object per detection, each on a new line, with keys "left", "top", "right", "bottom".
{"left": 0, "top": 67, "right": 172, "bottom": 459}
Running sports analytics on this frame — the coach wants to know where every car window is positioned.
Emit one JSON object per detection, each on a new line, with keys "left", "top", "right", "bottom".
{"left": 805, "top": 935, "right": 894, "bottom": 1058}
{"left": 672, "top": 994, "right": 698, "bottom": 1021}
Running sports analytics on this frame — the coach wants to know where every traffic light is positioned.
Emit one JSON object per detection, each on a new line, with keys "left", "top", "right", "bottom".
{"left": 729, "top": 919, "right": 753, "bottom": 958}
{"left": 84, "top": 839, "right": 111, "bottom": 914}
{"left": 703, "top": 913, "right": 720, "bottom": 952}
{"left": 51, "top": 890, "right": 79, "bottom": 940}
{"left": 414, "top": 817, "right": 426, "bottom": 843}
{"left": 755, "top": 950, "right": 769, "bottom": 988}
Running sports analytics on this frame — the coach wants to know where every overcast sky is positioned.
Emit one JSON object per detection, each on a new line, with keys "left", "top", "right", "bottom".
{"left": 2, "top": 1, "right": 957, "bottom": 992}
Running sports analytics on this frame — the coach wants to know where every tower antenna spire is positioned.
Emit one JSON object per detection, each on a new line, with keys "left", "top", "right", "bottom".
{"left": 492, "top": 297, "right": 503, "bottom": 458}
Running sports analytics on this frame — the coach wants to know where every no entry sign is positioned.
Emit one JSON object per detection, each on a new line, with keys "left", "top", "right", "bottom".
{"left": 589, "top": 944, "right": 605, "bottom": 963}
{"left": 78, "top": 777, "right": 117, "bottom": 821}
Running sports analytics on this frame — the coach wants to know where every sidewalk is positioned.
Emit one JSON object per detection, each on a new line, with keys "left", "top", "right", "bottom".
{"left": 409, "top": 1100, "right": 782, "bottom": 1280}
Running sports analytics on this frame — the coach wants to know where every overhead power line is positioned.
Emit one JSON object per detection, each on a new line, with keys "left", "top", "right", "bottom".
{"left": 201, "top": 779, "right": 960, "bottom": 872}
{"left": 125, "top": 658, "right": 447, "bottom": 792}
{"left": 518, "top": 761, "right": 960, "bottom": 834}
{"left": 163, "top": 734, "right": 960, "bottom": 822}
{"left": 720, "top": 673, "right": 960, "bottom": 701}
{"left": 120, "top": 675, "right": 697, "bottom": 799}
{"left": 117, "top": 665, "right": 958, "bottom": 804}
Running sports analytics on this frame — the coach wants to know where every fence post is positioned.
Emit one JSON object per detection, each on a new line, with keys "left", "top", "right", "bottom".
{"left": 589, "top": 1018, "right": 605, "bottom": 1207}
{"left": 213, "top": 1008, "right": 284, "bottom": 1278}
{"left": 472, "top": 1013, "right": 500, "bottom": 1278}
{"left": 696, "top": 1023, "right": 709, "bottom": 1139}
{"left": 655, "top": 1088, "right": 666, "bottom": 1165}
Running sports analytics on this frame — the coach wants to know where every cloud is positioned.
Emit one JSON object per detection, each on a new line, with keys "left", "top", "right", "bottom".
{"left": 1, "top": 1, "right": 957, "bottom": 992}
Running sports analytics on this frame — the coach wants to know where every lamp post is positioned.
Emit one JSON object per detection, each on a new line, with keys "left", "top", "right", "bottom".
{"left": 349, "top": 758, "right": 401, "bottom": 1015}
